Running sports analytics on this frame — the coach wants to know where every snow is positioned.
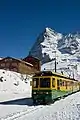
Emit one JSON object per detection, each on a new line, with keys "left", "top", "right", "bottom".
{"left": 41, "top": 28, "right": 62, "bottom": 60}
{"left": 0, "top": 69, "right": 32, "bottom": 102}
{"left": 29, "top": 27, "right": 80, "bottom": 80}
{"left": 17, "top": 92, "right": 80, "bottom": 120}
{"left": 0, "top": 69, "right": 32, "bottom": 119}
{"left": 0, "top": 58, "right": 3, "bottom": 60}
{"left": 41, "top": 57, "right": 80, "bottom": 80}
{"left": 1, "top": 92, "right": 80, "bottom": 120}
{"left": 0, "top": 69, "right": 80, "bottom": 120}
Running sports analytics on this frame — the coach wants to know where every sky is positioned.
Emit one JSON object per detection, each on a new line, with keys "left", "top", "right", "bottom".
{"left": 0, "top": 0, "right": 80, "bottom": 58}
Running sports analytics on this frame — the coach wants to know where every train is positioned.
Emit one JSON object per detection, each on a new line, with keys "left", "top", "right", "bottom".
{"left": 32, "top": 71, "right": 80, "bottom": 104}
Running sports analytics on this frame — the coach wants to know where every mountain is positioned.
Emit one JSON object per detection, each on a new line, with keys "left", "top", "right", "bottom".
{"left": 58, "top": 33, "right": 80, "bottom": 55}
{"left": 29, "top": 27, "right": 62, "bottom": 64}
{"left": 29, "top": 27, "right": 80, "bottom": 79}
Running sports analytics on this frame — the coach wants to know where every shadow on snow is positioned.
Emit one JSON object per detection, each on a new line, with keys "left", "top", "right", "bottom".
{"left": 0, "top": 97, "right": 33, "bottom": 106}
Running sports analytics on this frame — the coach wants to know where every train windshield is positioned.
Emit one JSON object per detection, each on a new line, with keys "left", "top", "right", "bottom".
{"left": 33, "top": 78, "right": 39, "bottom": 88}
{"left": 40, "top": 78, "right": 50, "bottom": 88}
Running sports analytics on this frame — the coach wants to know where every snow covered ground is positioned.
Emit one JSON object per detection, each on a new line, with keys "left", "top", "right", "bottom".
{"left": 0, "top": 69, "right": 80, "bottom": 120}
{"left": 0, "top": 69, "right": 32, "bottom": 102}
{"left": 16, "top": 92, "right": 80, "bottom": 120}
{"left": 0, "top": 91, "right": 80, "bottom": 120}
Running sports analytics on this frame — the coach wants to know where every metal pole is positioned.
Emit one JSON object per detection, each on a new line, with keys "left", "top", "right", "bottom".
{"left": 73, "top": 68, "right": 74, "bottom": 79}
{"left": 54, "top": 51, "right": 56, "bottom": 72}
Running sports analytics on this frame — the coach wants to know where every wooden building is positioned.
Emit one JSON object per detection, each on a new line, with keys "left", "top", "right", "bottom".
{"left": 0, "top": 57, "right": 38, "bottom": 74}
{"left": 23, "top": 56, "right": 41, "bottom": 71}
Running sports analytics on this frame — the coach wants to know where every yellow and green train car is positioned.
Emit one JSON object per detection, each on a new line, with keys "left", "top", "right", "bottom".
{"left": 32, "top": 71, "right": 80, "bottom": 104}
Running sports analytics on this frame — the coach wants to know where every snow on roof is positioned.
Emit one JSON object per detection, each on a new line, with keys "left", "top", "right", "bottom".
{"left": 0, "top": 57, "right": 33, "bottom": 67}
{"left": 0, "top": 57, "right": 3, "bottom": 60}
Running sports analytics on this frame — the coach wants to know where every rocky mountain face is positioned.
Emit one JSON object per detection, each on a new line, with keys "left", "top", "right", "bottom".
{"left": 29, "top": 28, "right": 80, "bottom": 63}
{"left": 29, "top": 28, "right": 62, "bottom": 64}
{"left": 58, "top": 33, "right": 80, "bottom": 55}
{"left": 29, "top": 27, "right": 80, "bottom": 79}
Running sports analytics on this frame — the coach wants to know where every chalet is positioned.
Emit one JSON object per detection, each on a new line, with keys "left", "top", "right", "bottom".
{"left": 23, "top": 56, "right": 41, "bottom": 71}
{"left": 0, "top": 57, "right": 38, "bottom": 74}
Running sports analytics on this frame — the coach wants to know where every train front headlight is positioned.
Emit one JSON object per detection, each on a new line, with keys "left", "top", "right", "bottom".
{"left": 46, "top": 92, "right": 49, "bottom": 94}
{"left": 33, "top": 92, "right": 36, "bottom": 94}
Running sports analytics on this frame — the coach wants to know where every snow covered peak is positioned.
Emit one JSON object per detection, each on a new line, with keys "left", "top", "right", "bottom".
{"left": 44, "top": 27, "right": 62, "bottom": 40}
{"left": 45, "top": 27, "right": 55, "bottom": 33}
{"left": 45, "top": 27, "right": 51, "bottom": 32}
{"left": 29, "top": 27, "right": 62, "bottom": 64}
{"left": 58, "top": 33, "right": 80, "bottom": 55}
{"left": 29, "top": 27, "right": 80, "bottom": 78}
{"left": 29, "top": 27, "right": 80, "bottom": 61}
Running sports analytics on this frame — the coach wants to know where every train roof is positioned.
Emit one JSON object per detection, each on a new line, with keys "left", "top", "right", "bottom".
{"left": 33, "top": 71, "right": 78, "bottom": 81}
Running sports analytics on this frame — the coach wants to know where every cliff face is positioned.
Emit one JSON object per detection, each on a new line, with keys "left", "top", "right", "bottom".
{"left": 29, "top": 28, "right": 80, "bottom": 63}
{"left": 29, "top": 27, "right": 62, "bottom": 64}
{"left": 29, "top": 27, "right": 80, "bottom": 79}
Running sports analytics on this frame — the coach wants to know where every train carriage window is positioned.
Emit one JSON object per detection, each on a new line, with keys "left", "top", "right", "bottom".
{"left": 70, "top": 81, "right": 73, "bottom": 86}
{"left": 62, "top": 81, "right": 64, "bottom": 86}
{"left": 60, "top": 79, "right": 62, "bottom": 86}
{"left": 67, "top": 81, "right": 69, "bottom": 86}
{"left": 57, "top": 79, "right": 62, "bottom": 86}
{"left": 57, "top": 79, "right": 60, "bottom": 90}
{"left": 65, "top": 81, "right": 67, "bottom": 89}
{"left": 33, "top": 78, "right": 39, "bottom": 88}
{"left": 76, "top": 82, "right": 78, "bottom": 87}
{"left": 64, "top": 81, "right": 66, "bottom": 86}
{"left": 52, "top": 78, "right": 55, "bottom": 87}
{"left": 68, "top": 81, "right": 70, "bottom": 86}
{"left": 40, "top": 78, "right": 50, "bottom": 88}
{"left": 70, "top": 82, "right": 72, "bottom": 86}
{"left": 70, "top": 81, "right": 75, "bottom": 86}
{"left": 57, "top": 79, "right": 59, "bottom": 86}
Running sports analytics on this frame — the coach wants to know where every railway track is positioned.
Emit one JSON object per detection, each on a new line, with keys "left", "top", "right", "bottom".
{"left": 0, "top": 105, "right": 45, "bottom": 120}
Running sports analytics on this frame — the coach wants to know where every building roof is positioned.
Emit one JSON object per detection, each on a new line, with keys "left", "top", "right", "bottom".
{"left": 23, "top": 55, "right": 40, "bottom": 61}
{"left": 0, "top": 56, "right": 33, "bottom": 67}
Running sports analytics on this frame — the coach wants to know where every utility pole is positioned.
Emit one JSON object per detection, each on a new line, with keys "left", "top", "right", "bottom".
{"left": 54, "top": 51, "right": 57, "bottom": 72}
{"left": 50, "top": 41, "right": 57, "bottom": 72}
{"left": 73, "top": 68, "right": 74, "bottom": 79}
